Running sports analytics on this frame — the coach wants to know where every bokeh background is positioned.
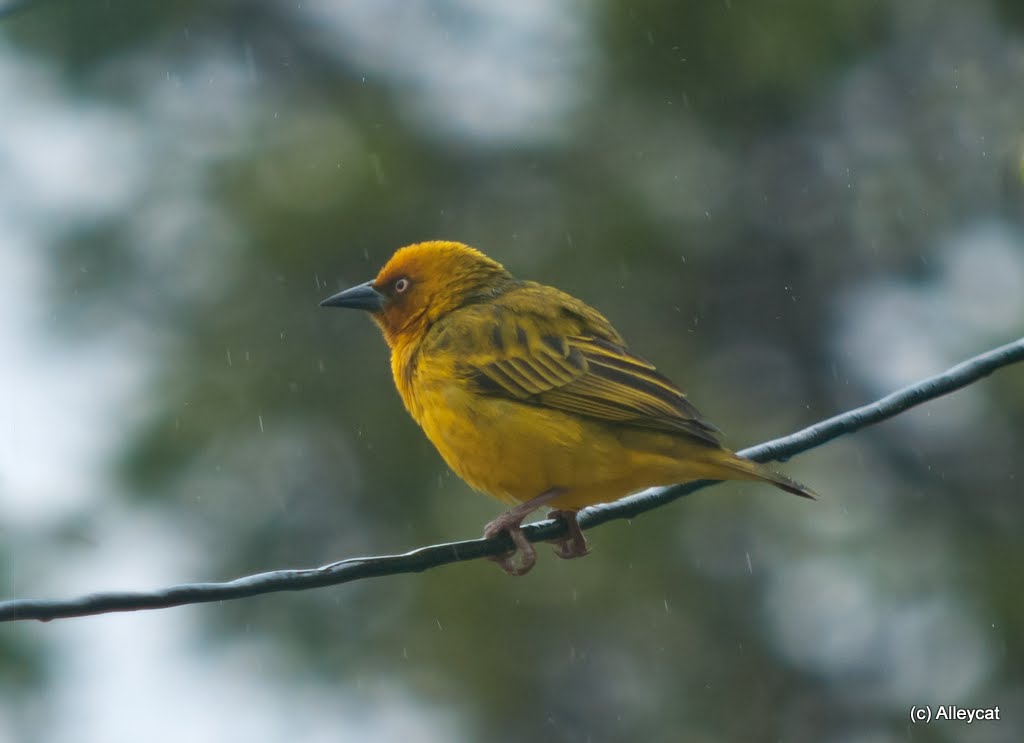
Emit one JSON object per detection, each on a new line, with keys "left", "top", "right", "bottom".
{"left": 2, "top": 1, "right": 1023, "bottom": 741}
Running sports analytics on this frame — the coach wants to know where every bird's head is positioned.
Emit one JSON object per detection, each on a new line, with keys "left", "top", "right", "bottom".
{"left": 321, "top": 241, "right": 515, "bottom": 348}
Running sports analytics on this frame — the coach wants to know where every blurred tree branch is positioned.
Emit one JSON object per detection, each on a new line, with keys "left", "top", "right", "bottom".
{"left": 2, "top": 336, "right": 1022, "bottom": 623}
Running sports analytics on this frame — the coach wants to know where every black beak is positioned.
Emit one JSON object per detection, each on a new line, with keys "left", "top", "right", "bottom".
{"left": 320, "top": 281, "right": 386, "bottom": 312}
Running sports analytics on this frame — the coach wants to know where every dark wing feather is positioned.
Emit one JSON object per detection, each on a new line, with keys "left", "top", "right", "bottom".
{"left": 449, "top": 287, "right": 721, "bottom": 444}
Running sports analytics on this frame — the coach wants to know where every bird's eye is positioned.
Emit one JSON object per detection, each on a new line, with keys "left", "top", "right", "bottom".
{"left": 394, "top": 277, "right": 410, "bottom": 294}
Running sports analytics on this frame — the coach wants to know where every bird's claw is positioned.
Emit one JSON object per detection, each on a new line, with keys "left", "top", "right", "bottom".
{"left": 484, "top": 515, "right": 537, "bottom": 576}
{"left": 546, "top": 509, "right": 589, "bottom": 560}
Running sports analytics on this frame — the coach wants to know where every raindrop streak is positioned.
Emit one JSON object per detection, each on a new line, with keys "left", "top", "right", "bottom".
{"left": 244, "top": 42, "right": 258, "bottom": 83}
{"left": 370, "top": 153, "right": 386, "bottom": 185}
{"left": 746, "top": 552, "right": 753, "bottom": 575}
{"left": 258, "top": 415, "right": 264, "bottom": 433}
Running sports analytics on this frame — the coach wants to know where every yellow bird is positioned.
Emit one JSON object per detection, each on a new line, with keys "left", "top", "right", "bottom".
{"left": 322, "top": 241, "right": 814, "bottom": 575}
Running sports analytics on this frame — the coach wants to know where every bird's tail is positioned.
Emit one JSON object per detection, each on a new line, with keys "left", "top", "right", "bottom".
{"left": 710, "top": 451, "right": 817, "bottom": 499}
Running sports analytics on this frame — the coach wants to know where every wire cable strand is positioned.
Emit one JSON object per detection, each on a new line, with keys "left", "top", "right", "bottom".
{"left": 2, "top": 336, "right": 1022, "bottom": 622}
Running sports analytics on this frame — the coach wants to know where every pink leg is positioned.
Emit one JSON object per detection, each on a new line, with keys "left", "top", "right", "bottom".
{"left": 547, "top": 510, "right": 589, "bottom": 559}
{"left": 483, "top": 488, "right": 565, "bottom": 576}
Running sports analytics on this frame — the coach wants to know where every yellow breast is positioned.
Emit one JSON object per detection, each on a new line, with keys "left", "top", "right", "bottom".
{"left": 390, "top": 339, "right": 709, "bottom": 510}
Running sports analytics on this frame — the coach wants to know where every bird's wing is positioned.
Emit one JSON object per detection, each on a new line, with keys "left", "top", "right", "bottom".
{"left": 443, "top": 292, "right": 721, "bottom": 444}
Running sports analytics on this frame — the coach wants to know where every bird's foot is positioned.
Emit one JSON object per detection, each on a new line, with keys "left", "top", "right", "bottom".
{"left": 482, "top": 488, "right": 566, "bottom": 576}
{"left": 546, "top": 510, "right": 589, "bottom": 559}
{"left": 483, "top": 513, "right": 536, "bottom": 576}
